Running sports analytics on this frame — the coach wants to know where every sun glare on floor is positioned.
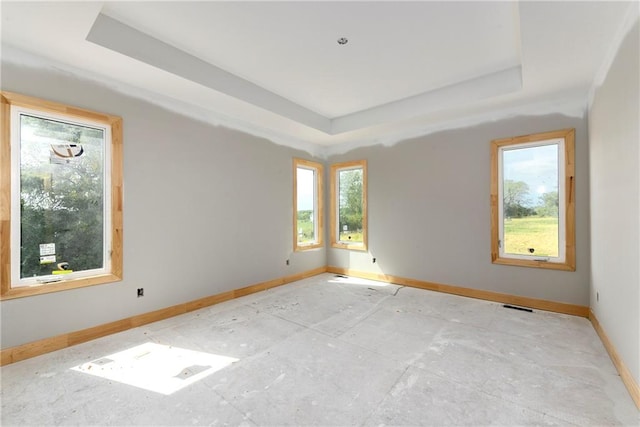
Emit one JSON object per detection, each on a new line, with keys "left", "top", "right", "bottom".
{"left": 71, "top": 342, "right": 238, "bottom": 395}
{"left": 328, "top": 275, "right": 390, "bottom": 287}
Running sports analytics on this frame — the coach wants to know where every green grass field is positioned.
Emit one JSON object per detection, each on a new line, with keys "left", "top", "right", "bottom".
{"left": 297, "top": 222, "right": 363, "bottom": 245}
{"left": 296, "top": 218, "right": 315, "bottom": 244}
{"left": 302, "top": 215, "right": 556, "bottom": 255}
{"left": 297, "top": 210, "right": 364, "bottom": 245}
{"left": 504, "top": 216, "right": 559, "bottom": 257}
{"left": 339, "top": 231, "right": 363, "bottom": 243}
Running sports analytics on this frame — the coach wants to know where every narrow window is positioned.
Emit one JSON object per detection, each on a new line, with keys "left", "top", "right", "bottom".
{"left": 293, "top": 158, "right": 323, "bottom": 251}
{"left": 1, "top": 92, "right": 123, "bottom": 299}
{"left": 330, "top": 160, "right": 367, "bottom": 250}
{"left": 491, "top": 129, "right": 575, "bottom": 271}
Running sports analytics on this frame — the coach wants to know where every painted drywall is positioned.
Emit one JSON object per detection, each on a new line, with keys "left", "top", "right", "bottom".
{"left": 1, "top": 45, "right": 326, "bottom": 159}
{"left": 588, "top": 18, "right": 639, "bottom": 385}
{"left": 0, "top": 60, "right": 325, "bottom": 349}
{"left": 327, "top": 113, "right": 590, "bottom": 306}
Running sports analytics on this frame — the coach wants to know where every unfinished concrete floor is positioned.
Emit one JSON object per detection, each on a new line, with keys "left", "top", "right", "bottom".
{"left": 1, "top": 273, "right": 638, "bottom": 426}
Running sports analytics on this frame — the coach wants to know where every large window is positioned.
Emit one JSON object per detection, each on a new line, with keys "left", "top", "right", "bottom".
{"left": 330, "top": 160, "right": 367, "bottom": 250}
{"left": 293, "top": 158, "right": 323, "bottom": 251}
{"left": 1, "top": 92, "right": 123, "bottom": 299}
{"left": 491, "top": 129, "right": 575, "bottom": 271}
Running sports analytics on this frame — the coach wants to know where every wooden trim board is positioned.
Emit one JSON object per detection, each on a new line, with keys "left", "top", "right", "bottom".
{"left": 327, "top": 266, "right": 589, "bottom": 317}
{"left": 5, "top": 264, "right": 637, "bottom": 410}
{"left": 293, "top": 158, "right": 324, "bottom": 251}
{"left": 490, "top": 128, "right": 576, "bottom": 271}
{"left": 328, "top": 267, "right": 640, "bottom": 408}
{"left": 0, "top": 91, "right": 124, "bottom": 300}
{"left": 329, "top": 160, "right": 368, "bottom": 251}
{"left": 1, "top": 265, "right": 589, "bottom": 365}
{"left": 0, "top": 266, "right": 327, "bottom": 366}
{"left": 589, "top": 311, "right": 640, "bottom": 409}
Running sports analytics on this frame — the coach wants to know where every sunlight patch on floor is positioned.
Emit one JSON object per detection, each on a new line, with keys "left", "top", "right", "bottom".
{"left": 71, "top": 342, "right": 238, "bottom": 395}
{"left": 328, "top": 275, "right": 391, "bottom": 287}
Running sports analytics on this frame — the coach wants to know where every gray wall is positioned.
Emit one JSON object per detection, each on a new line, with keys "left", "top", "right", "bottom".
{"left": 1, "top": 61, "right": 325, "bottom": 349}
{"left": 327, "top": 113, "right": 590, "bottom": 306}
{"left": 588, "top": 19, "right": 639, "bottom": 385}
{"left": 0, "top": 43, "right": 615, "bottom": 354}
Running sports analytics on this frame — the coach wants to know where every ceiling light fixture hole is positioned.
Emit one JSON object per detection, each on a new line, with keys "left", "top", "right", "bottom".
{"left": 337, "top": 37, "right": 348, "bottom": 45}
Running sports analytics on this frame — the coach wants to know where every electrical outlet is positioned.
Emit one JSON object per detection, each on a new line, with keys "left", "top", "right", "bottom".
{"left": 372, "top": 257, "right": 376, "bottom": 263}
{"left": 137, "top": 288, "right": 144, "bottom": 297}
{"left": 286, "top": 259, "right": 290, "bottom": 266}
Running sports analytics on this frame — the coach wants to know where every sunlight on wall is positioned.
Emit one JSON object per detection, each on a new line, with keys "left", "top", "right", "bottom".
{"left": 71, "top": 342, "right": 238, "bottom": 395}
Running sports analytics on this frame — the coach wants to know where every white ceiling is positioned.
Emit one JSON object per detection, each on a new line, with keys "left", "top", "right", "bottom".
{"left": 0, "top": 1, "right": 634, "bottom": 154}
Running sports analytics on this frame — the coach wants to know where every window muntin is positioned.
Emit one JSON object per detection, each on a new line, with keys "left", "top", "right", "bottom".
{"left": 293, "top": 158, "right": 323, "bottom": 251}
{"left": 491, "top": 129, "right": 575, "bottom": 271}
{"left": 330, "top": 160, "right": 367, "bottom": 250}
{"left": 1, "top": 92, "right": 123, "bottom": 299}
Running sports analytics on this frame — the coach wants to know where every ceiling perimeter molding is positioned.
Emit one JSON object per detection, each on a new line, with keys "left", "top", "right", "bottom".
{"left": 87, "top": 11, "right": 523, "bottom": 136}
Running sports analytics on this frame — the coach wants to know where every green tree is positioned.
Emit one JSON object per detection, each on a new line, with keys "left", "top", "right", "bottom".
{"left": 339, "top": 169, "right": 363, "bottom": 233}
{"left": 536, "top": 191, "right": 559, "bottom": 217}
{"left": 296, "top": 209, "right": 314, "bottom": 242}
{"left": 19, "top": 115, "right": 104, "bottom": 278}
{"left": 503, "top": 180, "right": 534, "bottom": 218}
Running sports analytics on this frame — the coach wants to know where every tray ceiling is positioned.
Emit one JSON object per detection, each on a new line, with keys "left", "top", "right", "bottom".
{"left": 0, "top": 1, "right": 633, "bottom": 152}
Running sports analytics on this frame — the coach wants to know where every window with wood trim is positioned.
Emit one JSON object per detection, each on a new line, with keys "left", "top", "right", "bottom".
{"left": 491, "top": 128, "right": 575, "bottom": 271}
{"left": 1, "top": 91, "right": 123, "bottom": 299}
{"left": 293, "top": 158, "right": 323, "bottom": 251}
{"left": 330, "top": 160, "right": 367, "bottom": 250}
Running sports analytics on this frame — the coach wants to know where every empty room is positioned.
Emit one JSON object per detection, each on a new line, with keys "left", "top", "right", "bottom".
{"left": 1, "top": 1, "right": 638, "bottom": 425}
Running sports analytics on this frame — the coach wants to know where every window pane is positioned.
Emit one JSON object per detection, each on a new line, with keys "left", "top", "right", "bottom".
{"left": 502, "top": 143, "right": 559, "bottom": 257}
{"left": 296, "top": 167, "right": 315, "bottom": 244}
{"left": 338, "top": 168, "right": 363, "bottom": 243}
{"left": 19, "top": 114, "right": 105, "bottom": 279}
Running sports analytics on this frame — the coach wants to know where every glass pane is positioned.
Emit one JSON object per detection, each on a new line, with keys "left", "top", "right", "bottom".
{"left": 296, "top": 167, "right": 315, "bottom": 244}
{"left": 338, "top": 168, "right": 363, "bottom": 243}
{"left": 502, "top": 143, "right": 559, "bottom": 257}
{"left": 19, "top": 114, "right": 105, "bottom": 279}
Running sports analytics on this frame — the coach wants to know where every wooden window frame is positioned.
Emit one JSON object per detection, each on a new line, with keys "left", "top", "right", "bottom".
{"left": 1, "top": 91, "right": 123, "bottom": 300}
{"left": 330, "top": 160, "right": 368, "bottom": 251}
{"left": 293, "top": 158, "right": 324, "bottom": 251}
{"left": 491, "top": 128, "right": 575, "bottom": 271}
